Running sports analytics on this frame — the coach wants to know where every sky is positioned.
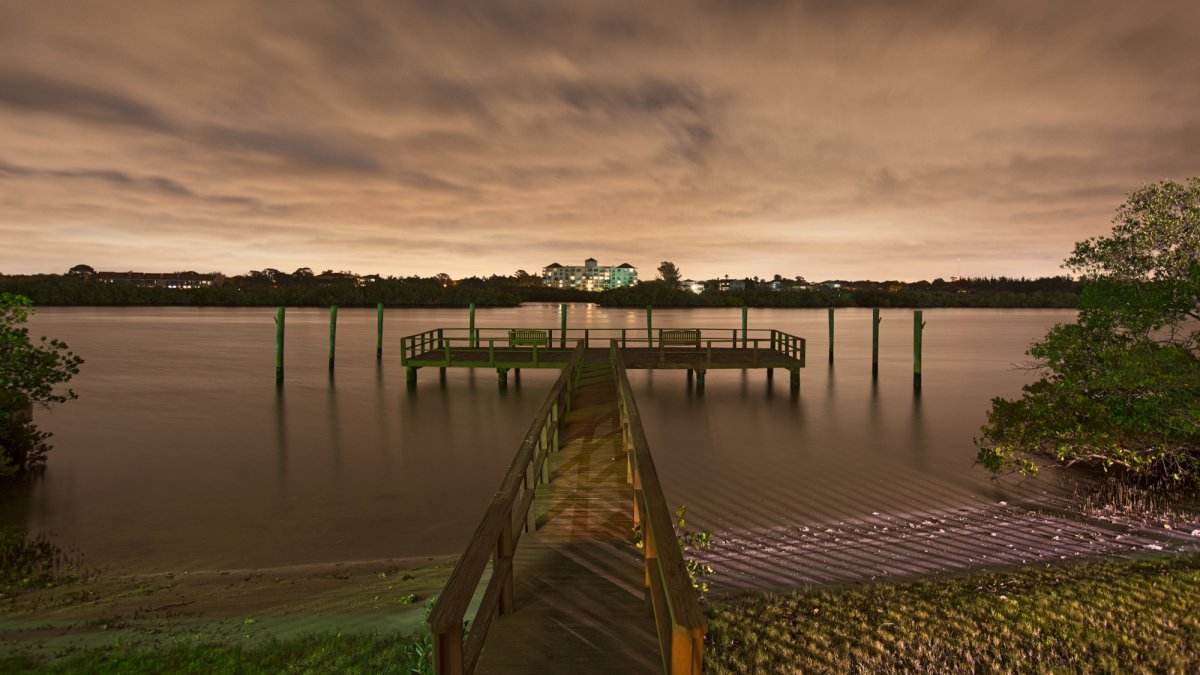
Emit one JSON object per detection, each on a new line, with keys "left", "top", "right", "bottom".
{"left": 1, "top": 1, "right": 1198, "bottom": 282}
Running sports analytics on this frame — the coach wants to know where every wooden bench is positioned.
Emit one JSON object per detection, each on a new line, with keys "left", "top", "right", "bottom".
{"left": 659, "top": 329, "right": 701, "bottom": 348}
{"left": 508, "top": 329, "right": 550, "bottom": 348}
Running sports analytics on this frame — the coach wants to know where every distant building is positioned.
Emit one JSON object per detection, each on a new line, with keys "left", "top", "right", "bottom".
{"left": 542, "top": 258, "right": 637, "bottom": 291}
{"left": 680, "top": 279, "right": 706, "bottom": 294}
{"left": 94, "top": 270, "right": 223, "bottom": 289}
{"left": 717, "top": 278, "right": 749, "bottom": 292}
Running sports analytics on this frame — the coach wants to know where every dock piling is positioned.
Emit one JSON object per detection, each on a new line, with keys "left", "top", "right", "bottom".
{"left": 742, "top": 305, "right": 748, "bottom": 348}
{"left": 329, "top": 305, "right": 338, "bottom": 371}
{"left": 498, "top": 368, "right": 509, "bottom": 389}
{"left": 376, "top": 303, "right": 384, "bottom": 359}
{"left": 914, "top": 310, "right": 926, "bottom": 390}
{"left": 828, "top": 307, "right": 835, "bottom": 363}
{"left": 871, "top": 308, "right": 881, "bottom": 380}
{"left": 274, "top": 307, "right": 285, "bottom": 385}
{"left": 560, "top": 304, "right": 567, "bottom": 348}
{"left": 646, "top": 305, "right": 652, "bottom": 348}
{"left": 469, "top": 303, "right": 476, "bottom": 348}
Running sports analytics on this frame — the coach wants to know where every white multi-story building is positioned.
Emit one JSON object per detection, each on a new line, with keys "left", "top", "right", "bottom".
{"left": 542, "top": 258, "right": 638, "bottom": 291}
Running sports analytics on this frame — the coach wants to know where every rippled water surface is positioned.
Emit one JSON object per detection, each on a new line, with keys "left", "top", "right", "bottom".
{"left": 2, "top": 305, "right": 1074, "bottom": 573}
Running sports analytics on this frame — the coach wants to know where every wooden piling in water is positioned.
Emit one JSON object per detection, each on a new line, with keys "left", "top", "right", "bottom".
{"left": 790, "top": 367, "right": 800, "bottom": 392}
{"left": 828, "top": 307, "right": 835, "bottom": 363}
{"left": 742, "top": 305, "right": 748, "bottom": 348}
{"left": 871, "top": 308, "right": 881, "bottom": 380}
{"left": 469, "top": 303, "right": 475, "bottom": 348}
{"left": 498, "top": 367, "right": 508, "bottom": 389}
{"left": 560, "top": 304, "right": 567, "bottom": 348}
{"left": 376, "top": 303, "right": 384, "bottom": 359}
{"left": 329, "top": 305, "right": 338, "bottom": 371}
{"left": 274, "top": 307, "right": 285, "bottom": 385}
{"left": 646, "top": 305, "right": 653, "bottom": 347}
{"left": 914, "top": 310, "right": 925, "bottom": 390}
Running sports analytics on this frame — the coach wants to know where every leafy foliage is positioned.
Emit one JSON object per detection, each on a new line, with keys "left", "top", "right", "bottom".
{"left": 1, "top": 293, "right": 84, "bottom": 475}
{"left": 977, "top": 178, "right": 1200, "bottom": 486}
{"left": 633, "top": 504, "right": 714, "bottom": 595}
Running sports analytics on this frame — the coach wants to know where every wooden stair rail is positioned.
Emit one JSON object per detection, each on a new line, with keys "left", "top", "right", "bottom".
{"left": 427, "top": 340, "right": 587, "bottom": 675}
{"left": 610, "top": 340, "right": 708, "bottom": 675}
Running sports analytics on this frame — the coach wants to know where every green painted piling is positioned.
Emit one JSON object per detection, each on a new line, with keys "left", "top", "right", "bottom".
{"left": 872, "top": 308, "right": 881, "bottom": 379}
{"left": 274, "top": 307, "right": 285, "bottom": 385}
{"left": 469, "top": 303, "right": 476, "bottom": 348}
{"left": 742, "top": 305, "right": 748, "bottom": 348}
{"left": 329, "top": 305, "right": 337, "bottom": 371}
{"left": 828, "top": 307, "right": 835, "bottom": 363}
{"left": 914, "top": 310, "right": 925, "bottom": 390}
{"left": 376, "top": 304, "right": 384, "bottom": 359}
{"left": 646, "top": 305, "right": 653, "bottom": 347}
{"left": 560, "top": 304, "right": 567, "bottom": 348}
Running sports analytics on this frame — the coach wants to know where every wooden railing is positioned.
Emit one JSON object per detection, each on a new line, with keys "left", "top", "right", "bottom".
{"left": 401, "top": 327, "right": 807, "bottom": 364}
{"left": 611, "top": 340, "right": 707, "bottom": 675}
{"left": 426, "top": 340, "right": 587, "bottom": 675}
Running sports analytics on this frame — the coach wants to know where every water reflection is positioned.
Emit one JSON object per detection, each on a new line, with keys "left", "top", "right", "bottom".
{"left": 6, "top": 305, "right": 1075, "bottom": 573}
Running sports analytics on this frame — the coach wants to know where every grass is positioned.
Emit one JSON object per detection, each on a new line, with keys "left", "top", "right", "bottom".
{"left": 0, "top": 528, "right": 86, "bottom": 595}
{"left": 706, "top": 554, "right": 1200, "bottom": 674}
{"left": 1, "top": 631, "right": 434, "bottom": 674}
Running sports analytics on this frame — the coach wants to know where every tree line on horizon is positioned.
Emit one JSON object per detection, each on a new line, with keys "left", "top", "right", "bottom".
{"left": 0, "top": 266, "right": 1081, "bottom": 309}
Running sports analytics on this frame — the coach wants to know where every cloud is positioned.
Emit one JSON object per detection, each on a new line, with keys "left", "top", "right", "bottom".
{"left": 1, "top": 0, "right": 1198, "bottom": 280}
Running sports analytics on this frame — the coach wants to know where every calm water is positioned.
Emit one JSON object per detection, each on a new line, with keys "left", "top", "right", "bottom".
{"left": 2, "top": 305, "right": 1074, "bottom": 574}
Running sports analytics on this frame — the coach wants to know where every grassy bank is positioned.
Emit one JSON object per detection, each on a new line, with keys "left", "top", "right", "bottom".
{"left": 706, "top": 554, "right": 1200, "bottom": 673}
{"left": 6, "top": 553, "right": 1198, "bottom": 672}
{"left": 1, "top": 631, "right": 431, "bottom": 674}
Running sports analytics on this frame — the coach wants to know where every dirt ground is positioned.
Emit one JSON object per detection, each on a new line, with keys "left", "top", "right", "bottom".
{"left": 0, "top": 555, "right": 456, "bottom": 662}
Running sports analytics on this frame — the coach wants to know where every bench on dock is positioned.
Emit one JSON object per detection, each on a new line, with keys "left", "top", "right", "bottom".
{"left": 509, "top": 329, "right": 550, "bottom": 348}
{"left": 659, "top": 329, "right": 701, "bottom": 348}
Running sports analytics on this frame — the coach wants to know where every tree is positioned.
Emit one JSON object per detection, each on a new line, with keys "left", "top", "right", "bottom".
{"left": 976, "top": 178, "right": 1200, "bottom": 486}
{"left": 657, "top": 261, "right": 681, "bottom": 288}
{"left": 1, "top": 293, "right": 84, "bottom": 475}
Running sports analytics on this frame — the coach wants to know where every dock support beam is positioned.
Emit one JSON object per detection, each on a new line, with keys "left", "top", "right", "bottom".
{"left": 406, "top": 366, "right": 419, "bottom": 387}
{"left": 871, "top": 308, "right": 881, "bottom": 380}
{"left": 497, "top": 367, "right": 508, "bottom": 389}
{"left": 789, "top": 368, "right": 800, "bottom": 393}
{"left": 468, "top": 303, "right": 475, "bottom": 348}
{"left": 696, "top": 369, "right": 706, "bottom": 392}
{"left": 914, "top": 310, "right": 925, "bottom": 391}
{"left": 686, "top": 369, "right": 693, "bottom": 386}
{"left": 742, "top": 305, "right": 748, "bottom": 347}
{"left": 560, "top": 304, "right": 567, "bottom": 348}
{"left": 646, "top": 305, "right": 652, "bottom": 347}
{"left": 766, "top": 367, "right": 774, "bottom": 381}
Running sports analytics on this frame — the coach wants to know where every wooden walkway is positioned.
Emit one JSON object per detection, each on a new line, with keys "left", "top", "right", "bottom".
{"left": 475, "top": 352, "right": 659, "bottom": 674}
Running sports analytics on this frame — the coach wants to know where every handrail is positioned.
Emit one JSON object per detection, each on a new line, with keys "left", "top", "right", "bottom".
{"left": 427, "top": 340, "right": 588, "bottom": 675}
{"left": 610, "top": 340, "right": 707, "bottom": 674}
{"left": 400, "top": 326, "right": 803, "bottom": 357}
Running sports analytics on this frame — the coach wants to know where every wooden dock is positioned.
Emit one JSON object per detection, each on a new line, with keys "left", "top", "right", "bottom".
{"left": 422, "top": 329, "right": 802, "bottom": 674}
{"left": 402, "top": 326, "right": 806, "bottom": 391}
{"left": 474, "top": 352, "right": 660, "bottom": 673}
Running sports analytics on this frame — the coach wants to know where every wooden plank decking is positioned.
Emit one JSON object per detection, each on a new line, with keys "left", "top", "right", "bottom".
{"left": 474, "top": 352, "right": 660, "bottom": 674}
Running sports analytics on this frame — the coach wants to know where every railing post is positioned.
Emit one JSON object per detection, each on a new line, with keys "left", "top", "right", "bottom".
{"left": 468, "top": 303, "right": 475, "bottom": 348}
{"left": 560, "top": 303, "right": 567, "bottom": 348}
{"left": 742, "top": 305, "right": 748, "bottom": 348}
{"left": 433, "top": 625, "right": 464, "bottom": 675}
{"left": 400, "top": 336, "right": 408, "bottom": 366}
{"left": 646, "top": 305, "right": 653, "bottom": 347}
{"left": 498, "top": 509, "right": 514, "bottom": 615}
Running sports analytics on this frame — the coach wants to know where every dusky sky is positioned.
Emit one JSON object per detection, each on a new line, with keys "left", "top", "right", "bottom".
{"left": 2, "top": 0, "right": 1198, "bottom": 281}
